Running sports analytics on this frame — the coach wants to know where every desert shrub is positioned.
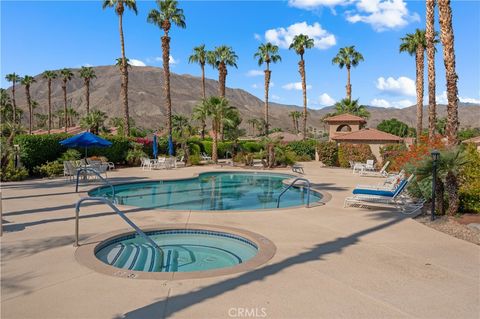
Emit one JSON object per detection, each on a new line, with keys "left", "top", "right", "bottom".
{"left": 286, "top": 140, "right": 317, "bottom": 159}
{"left": 189, "top": 154, "right": 201, "bottom": 165}
{"left": 317, "top": 141, "right": 338, "bottom": 166}
{"left": 126, "top": 147, "right": 147, "bottom": 166}
{"left": 275, "top": 148, "right": 297, "bottom": 166}
{"left": 34, "top": 161, "right": 64, "bottom": 178}
{"left": 459, "top": 144, "right": 480, "bottom": 213}
{"left": 390, "top": 135, "right": 445, "bottom": 172}
{"left": 14, "top": 133, "right": 70, "bottom": 173}
{"left": 200, "top": 141, "right": 213, "bottom": 156}
{"left": 337, "top": 143, "right": 375, "bottom": 168}
{"left": 59, "top": 149, "right": 82, "bottom": 161}
{"left": 0, "top": 161, "right": 29, "bottom": 181}
{"left": 233, "top": 152, "right": 254, "bottom": 166}
{"left": 380, "top": 144, "right": 408, "bottom": 169}
{"left": 240, "top": 141, "right": 263, "bottom": 153}
{"left": 188, "top": 142, "right": 201, "bottom": 155}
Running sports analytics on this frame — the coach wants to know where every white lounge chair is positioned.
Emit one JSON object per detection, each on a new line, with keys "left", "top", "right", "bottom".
{"left": 292, "top": 163, "right": 304, "bottom": 174}
{"left": 352, "top": 159, "right": 375, "bottom": 174}
{"left": 64, "top": 161, "right": 77, "bottom": 181}
{"left": 344, "top": 175, "right": 424, "bottom": 214}
{"left": 201, "top": 153, "right": 212, "bottom": 161}
{"left": 355, "top": 170, "right": 405, "bottom": 191}
{"left": 141, "top": 158, "right": 153, "bottom": 170}
{"left": 359, "top": 161, "right": 390, "bottom": 177}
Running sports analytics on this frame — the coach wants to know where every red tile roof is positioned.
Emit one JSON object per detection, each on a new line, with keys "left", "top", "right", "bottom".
{"left": 332, "top": 128, "right": 403, "bottom": 142}
{"left": 324, "top": 113, "right": 366, "bottom": 123}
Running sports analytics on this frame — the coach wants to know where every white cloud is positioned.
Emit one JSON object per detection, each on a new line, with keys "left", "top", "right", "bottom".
{"left": 282, "top": 82, "right": 312, "bottom": 91}
{"left": 246, "top": 70, "right": 264, "bottom": 77}
{"left": 129, "top": 59, "right": 146, "bottom": 67}
{"left": 346, "top": 0, "right": 420, "bottom": 32}
{"left": 370, "top": 98, "right": 413, "bottom": 108}
{"left": 271, "top": 94, "right": 281, "bottom": 101}
{"left": 254, "top": 33, "right": 262, "bottom": 41}
{"left": 264, "top": 22, "right": 336, "bottom": 50}
{"left": 148, "top": 55, "right": 178, "bottom": 65}
{"left": 252, "top": 84, "right": 259, "bottom": 89}
{"left": 319, "top": 93, "right": 336, "bottom": 106}
{"left": 376, "top": 76, "right": 416, "bottom": 97}
{"left": 252, "top": 82, "right": 274, "bottom": 89}
{"left": 289, "top": 0, "right": 350, "bottom": 9}
{"left": 437, "top": 90, "right": 480, "bottom": 104}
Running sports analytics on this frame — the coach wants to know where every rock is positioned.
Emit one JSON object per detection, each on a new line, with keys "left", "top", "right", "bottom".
{"left": 467, "top": 223, "right": 480, "bottom": 232}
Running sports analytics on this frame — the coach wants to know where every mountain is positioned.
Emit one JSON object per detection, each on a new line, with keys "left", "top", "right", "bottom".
{"left": 5, "top": 65, "right": 480, "bottom": 132}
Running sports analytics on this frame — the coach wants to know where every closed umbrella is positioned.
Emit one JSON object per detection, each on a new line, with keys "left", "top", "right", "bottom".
{"left": 167, "top": 134, "right": 175, "bottom": 156}
{"left": 153, "top": 134, "right": 158, "bottom": 159}
{"left": 59, "top": 131, "right": 112, "bottom": 158}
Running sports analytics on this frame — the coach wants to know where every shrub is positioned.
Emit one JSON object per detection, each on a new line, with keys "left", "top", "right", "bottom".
{"left": 89, "top": 135, "right": 131, "bottom": 164}
{"left": 390, "top": 135, "right": 445, "bottom": 172}
{"left": 459, "top": 144, "right": 480, "bottom": 213}
{"left": 317, "top": 141, "right": 338, "bottom": 166}
{"left": 59, "top": 149, "right": 82, "bottom": 161}
{"left": 338, "top": 143, "right": 374, "bottom": 168}
{"left": 189, "top": 154, "right": 201, "bottom": 165}
{"left": 380, "top": 144, "right": 408, "bottom": 169}
{"left": 126, "top": 148, "right": 147, "bottom": 166}
{"left": 286, "top": 140, "right": 317, "bottom": 159}
{"left": 275, "top": 148, "right": 297, "bottom": 166}
{"left": 218, "top": 142, "right": 234, "bottom": 159}
{"left": 0, "top": 162, "right": 28, "bottom": 181}
{"left": 34, "top": 161, "right": 64, "bottom": 178}
{"left": 188, "top": 142, "right": 201, "bottom": 155}
{"left": 240, "top": 141, "right": 263, "bottom": 153}
{"left": 14, "top": 133, "right": 70, "bottom": 173}
{"left": 200, "top": 141, "right": 213, "bottom": 156}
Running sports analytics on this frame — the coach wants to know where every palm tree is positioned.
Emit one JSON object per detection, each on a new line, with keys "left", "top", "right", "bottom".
{"left": 172, "top": 114, "right": 191, "bottom": 138}
{"left": 426, "top": 0, "right": 437, "bottom": 142}
{"left": 289, "top": 34, "right": 314, "bottom": 140}
{"left": 192, "top": 101, "right": 208, "bottom": 139}
{"left": 333, "top": 98, "right": 370, "bottom": 119}
{"left": 103, "top": 0, "right": 138, "bottom": 136}
{"left": 0, "top": 89, "right": 13, "bottom": 123}
{"left": 20, "top": 75, "right": 36, "bottom": 134}
{"left": 189, "top": 44, "right": 208, "bottom": 99}
{"left": 5, "top": 73, "right": 21, "bottom": 123}
{"left": 288, "top": 111, "right": 297, "bottom": 133}
{"left": 79, "top": 66, "right": 96, "bottom": 115}
{"left": 207, "top": 46, "right": 238, "bottom": 140}
{"left": 438, "top": 0, "right": 459, "bottom": 146}
{"left": 247, "top": 118, "right": 257, "bottom": 136}
{"left": 147, "top": 0, "right": 186, "bottom": 140}
{"left": 254, "top": 42, "right": 281, "bottom": 136}
{"left": 400, "top": 29, "right": 426, "bottom": 142}
{"left": 42, "top": 70, "right": 57, "bottom": 133}
{"left": 332, "top": 46, "right": 364, "bottom": 100}
{"left": 66, "top": 107, "right": 79, "bottom": 127}
{"left": 204, "top": 96, "right": 233, "bottom": 163}
{"left": 80, "top": 110, "right": 107, "bottom": 135}
{"left": 59, "top": 68, "right": 74, "bottom": 132}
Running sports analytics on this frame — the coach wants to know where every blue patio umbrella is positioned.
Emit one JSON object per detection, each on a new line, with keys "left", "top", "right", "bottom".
{"left": 167, "top": 134, "right": 175, "bottom": 156}
{"left": 152, "top": 134, "right": 158, "bottom": 159}
{"left": 59, "top": 131, "right": 112, "bottom": 158}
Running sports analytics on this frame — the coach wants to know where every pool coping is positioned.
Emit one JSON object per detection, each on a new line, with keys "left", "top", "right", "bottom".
{"left": 78, "top": 169, "right": 331, "bottom": 213}
{"left": 75, "top": 223, "right": 277, "bottom": 280}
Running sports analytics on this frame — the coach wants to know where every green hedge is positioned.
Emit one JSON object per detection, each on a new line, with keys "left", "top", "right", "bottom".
{"left": 338, "top": 143, "right": 375, "bottom": 168}
{"left": 286, "top": 140, "right": 317, "bottom": 159}
{"left": 317, "top": 141, "right": 338, "bottom": 166}
{"left": 88, "top": 135, "right": 131, "bottom": 164}
{"left": 240, "top": 141, "right": 263, "bottom": 153}
{"left": 14, "top": 133, "right": 70, "bottom": 173}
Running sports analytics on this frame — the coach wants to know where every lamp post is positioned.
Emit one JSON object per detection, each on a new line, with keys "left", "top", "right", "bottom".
{"left": 431, "top": 150, "right": 440, "bottom": 221}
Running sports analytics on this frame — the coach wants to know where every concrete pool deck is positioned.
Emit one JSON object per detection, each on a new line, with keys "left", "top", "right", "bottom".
{"left": 1, "top": 163, "right": 479, "bottom": 318}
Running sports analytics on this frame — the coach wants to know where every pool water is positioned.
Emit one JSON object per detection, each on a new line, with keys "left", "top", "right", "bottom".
{"left": 89, "top": 172, "right": 321, "bottom": 211}
{"left": 95, "top": 230, "right": 258, "bottom": 272}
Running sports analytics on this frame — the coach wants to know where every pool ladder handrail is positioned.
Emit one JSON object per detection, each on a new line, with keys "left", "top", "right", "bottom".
{"left": 75, "top": 167, "right": 115, "bottom": 200}
{"left": 74, "top": 197, "right": 162, "bottom": 257}
{"left": 276, "top": 177, "right": 311, "bottom": 208}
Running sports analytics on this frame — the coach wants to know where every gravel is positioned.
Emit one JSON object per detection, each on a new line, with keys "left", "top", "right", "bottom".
{"left": 415, "top": 213, "right": 480, "bottom": 245}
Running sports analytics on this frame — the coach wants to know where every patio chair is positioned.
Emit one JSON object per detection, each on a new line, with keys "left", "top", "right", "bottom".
{"left": 175, "top": 156, "right": 186, "bottom": 168}
{"left": 201, "top": 153, "right": 212, "bottom": 161}
{"left": 355, "top": 170, "right": 405, "bottom": 191}
{"left": 154, "top": 157, "right": 167, "bottom": 169}
{"left": 292, "top": 163, "right": 304, "bottom": 174}
{"left": 344, "top": 175, "right": 424, "bottom": 214}
{"left": 359, "top": 161, "right": 390, "bottom": 177}
{"left": 64, "top": 161, "right": 77, "bottom": 181}
{"left": 90, "top": 163, "right": 109, "bottom": 179}
{"left": 352, "top": 159, "right": 375, "bottom": 174}
{"left": 141, "top": 158, "right": 153, "bottom": 170}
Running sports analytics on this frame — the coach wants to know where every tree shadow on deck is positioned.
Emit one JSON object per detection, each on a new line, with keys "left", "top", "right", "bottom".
{"left": 120, "top": 212, "right": 409, "bottom": 319}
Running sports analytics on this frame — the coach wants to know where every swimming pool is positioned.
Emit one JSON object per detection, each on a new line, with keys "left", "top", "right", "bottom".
{"left": 95, "top": 229, "right": 258, "bottom": 273}
{"left": 89, "top": 172, "right": 321, "bottom": 211}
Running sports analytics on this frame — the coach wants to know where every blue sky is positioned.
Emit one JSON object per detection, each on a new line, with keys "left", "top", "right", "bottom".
{"left": 1, "top": 0, "right": 479, "bottom": 109}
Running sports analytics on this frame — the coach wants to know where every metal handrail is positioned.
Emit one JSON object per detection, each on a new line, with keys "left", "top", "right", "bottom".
{"left": 74, "top": 197, "right": 162, "bottom": 255}
{"left": 276, "top": 177, "right": 311, "bottom": 208}
{"left": 75, "top": 168, "right": 115, "bottom": 200}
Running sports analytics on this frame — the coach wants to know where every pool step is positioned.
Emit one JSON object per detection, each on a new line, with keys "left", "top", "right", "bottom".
{"left": 103, "top": 243, "right": 163, "bottom": 272}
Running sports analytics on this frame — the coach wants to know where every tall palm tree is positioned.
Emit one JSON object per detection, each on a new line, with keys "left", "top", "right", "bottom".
{"left": 0, "top": 89, "right": 13, "bottom": 123}
{"left": 333, "top": 98, "right": 370, "bottom": 119}
{"left": 288, "top": 111, "right": 297, "bottom": 133}
{"left": 189, "top": 44, "right": 208, "bottom": 100}
{"left": 80, "top": 110, "right": 107, "bottom": 135}
{"left": 59, "top": 68, "right": 74, "bottom": 132}
{"left": 5, "top": 73, "right": 21, "bottom": 123}
{"left": 204, "top": 96, "right": 233, "bottom": 163}
{"left": 254, "top": 42, "right": 281, "bottom": 136}
{"left": 426, "top": 0, "right": 437, "bottom": 142}
{"left": 400, "top": 29, "right": 426, "bottom": 142}
{"left": 20, "top": 76, "right": 36, "bottom": 134}
{"left": 438, "top": 0, "right": 459, "bottom": 146}
{"left": 147, "top": 0, "right": 186, "bottom": 139}
{"left": 103, "top": 0, "right": 138, "bottom": 136}
{"left": 207, "top": 46, "right": 238, "bottom": 140}
{"left": 289, "top": 34, "right": 314, "bottom": 140}
{"left": 332, "top": 46, "right": 364, "bottom": 100}
{"left": 192, "top": 101, "right": 208, "bottom": 139}
{"left": 79, "top": 66, "right": 96, "bottom": 115}
{"left": 42, "top": 70, "right": 57, "bottom": 133}
{"left": 247, "top": 118, "right": 257, "bottom": 136}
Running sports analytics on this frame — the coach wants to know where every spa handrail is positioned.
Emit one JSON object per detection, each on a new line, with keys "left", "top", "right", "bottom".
{"left": 75, "top": 167, "right": 115, "bottom": 200}
{"left": 74, "top": 197, "right": 162, "bottom": 256}
{"left": 276, "top": 177, "right": 311, "bottom": 208}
